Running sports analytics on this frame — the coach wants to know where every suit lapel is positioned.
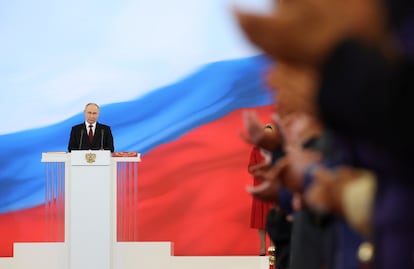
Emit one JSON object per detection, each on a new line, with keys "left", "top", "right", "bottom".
{"left": 92, "top": 123, "right": 101, "bottom": 146}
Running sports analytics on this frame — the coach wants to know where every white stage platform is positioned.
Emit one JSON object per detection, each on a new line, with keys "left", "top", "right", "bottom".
{"left": 0, "top": 242, "right": 270, "bottom": 269}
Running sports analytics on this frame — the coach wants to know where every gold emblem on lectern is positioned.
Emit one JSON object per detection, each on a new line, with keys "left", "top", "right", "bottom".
{"left": 85, "top": 153, "right": 96, "bottom": 163}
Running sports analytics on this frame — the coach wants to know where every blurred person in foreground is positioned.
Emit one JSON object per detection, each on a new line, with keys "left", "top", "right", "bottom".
{"left": 235, "top": 0, "right": 414, "bottom": 268}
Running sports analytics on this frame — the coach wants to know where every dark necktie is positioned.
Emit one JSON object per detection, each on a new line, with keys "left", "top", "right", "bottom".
{"left": 88, "top": 125, "right": 93, "bottom": 143}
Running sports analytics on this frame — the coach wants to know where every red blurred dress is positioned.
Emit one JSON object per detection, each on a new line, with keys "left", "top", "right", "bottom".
{"left": 248, "top": 146, "right": 274, "bottom": 229}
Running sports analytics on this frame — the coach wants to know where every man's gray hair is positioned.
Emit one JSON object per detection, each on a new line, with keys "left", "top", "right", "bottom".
{"left": 84, "top": 103, "right": 100, "bottom": 111}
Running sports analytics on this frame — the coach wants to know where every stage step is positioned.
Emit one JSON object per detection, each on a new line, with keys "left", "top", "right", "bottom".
{"left": 0, "top": 242, "right": 270, "bottom": 269}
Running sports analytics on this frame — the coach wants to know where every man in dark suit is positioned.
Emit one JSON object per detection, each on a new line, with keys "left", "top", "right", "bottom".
{"left": 68, "top": 103, "right": 114, "bottom": 152}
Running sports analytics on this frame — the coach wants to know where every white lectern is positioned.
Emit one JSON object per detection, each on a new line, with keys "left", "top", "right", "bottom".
{"left": 70, "top": 150, "right": 112, "bottom": 269}
{"left": 41, "top": 150, "right": 141, "bottom": 269}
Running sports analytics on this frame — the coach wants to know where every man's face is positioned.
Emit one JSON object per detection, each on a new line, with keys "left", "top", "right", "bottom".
{"left": 84, "top": 104, "right": 99, "bottom": 124}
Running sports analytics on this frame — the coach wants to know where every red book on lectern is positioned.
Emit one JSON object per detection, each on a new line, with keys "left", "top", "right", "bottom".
{"left": 112, "top": 152, "right": 138, "bottom": 157}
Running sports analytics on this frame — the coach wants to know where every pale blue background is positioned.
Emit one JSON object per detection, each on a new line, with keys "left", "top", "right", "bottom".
{"left": 0, "top": 0, "right": 273, "bottom": 135}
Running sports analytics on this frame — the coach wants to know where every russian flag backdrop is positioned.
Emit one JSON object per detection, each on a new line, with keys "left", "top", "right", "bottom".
{"left": 0, "top": 0, "right": 277, "bottom": 256}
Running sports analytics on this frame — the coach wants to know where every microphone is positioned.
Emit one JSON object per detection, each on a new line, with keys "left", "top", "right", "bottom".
{"left": 79, "top": 129, "right": 84, "bottom": 150}
{"left": 100, "top": 129, "right": 104, "bottom": 150}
